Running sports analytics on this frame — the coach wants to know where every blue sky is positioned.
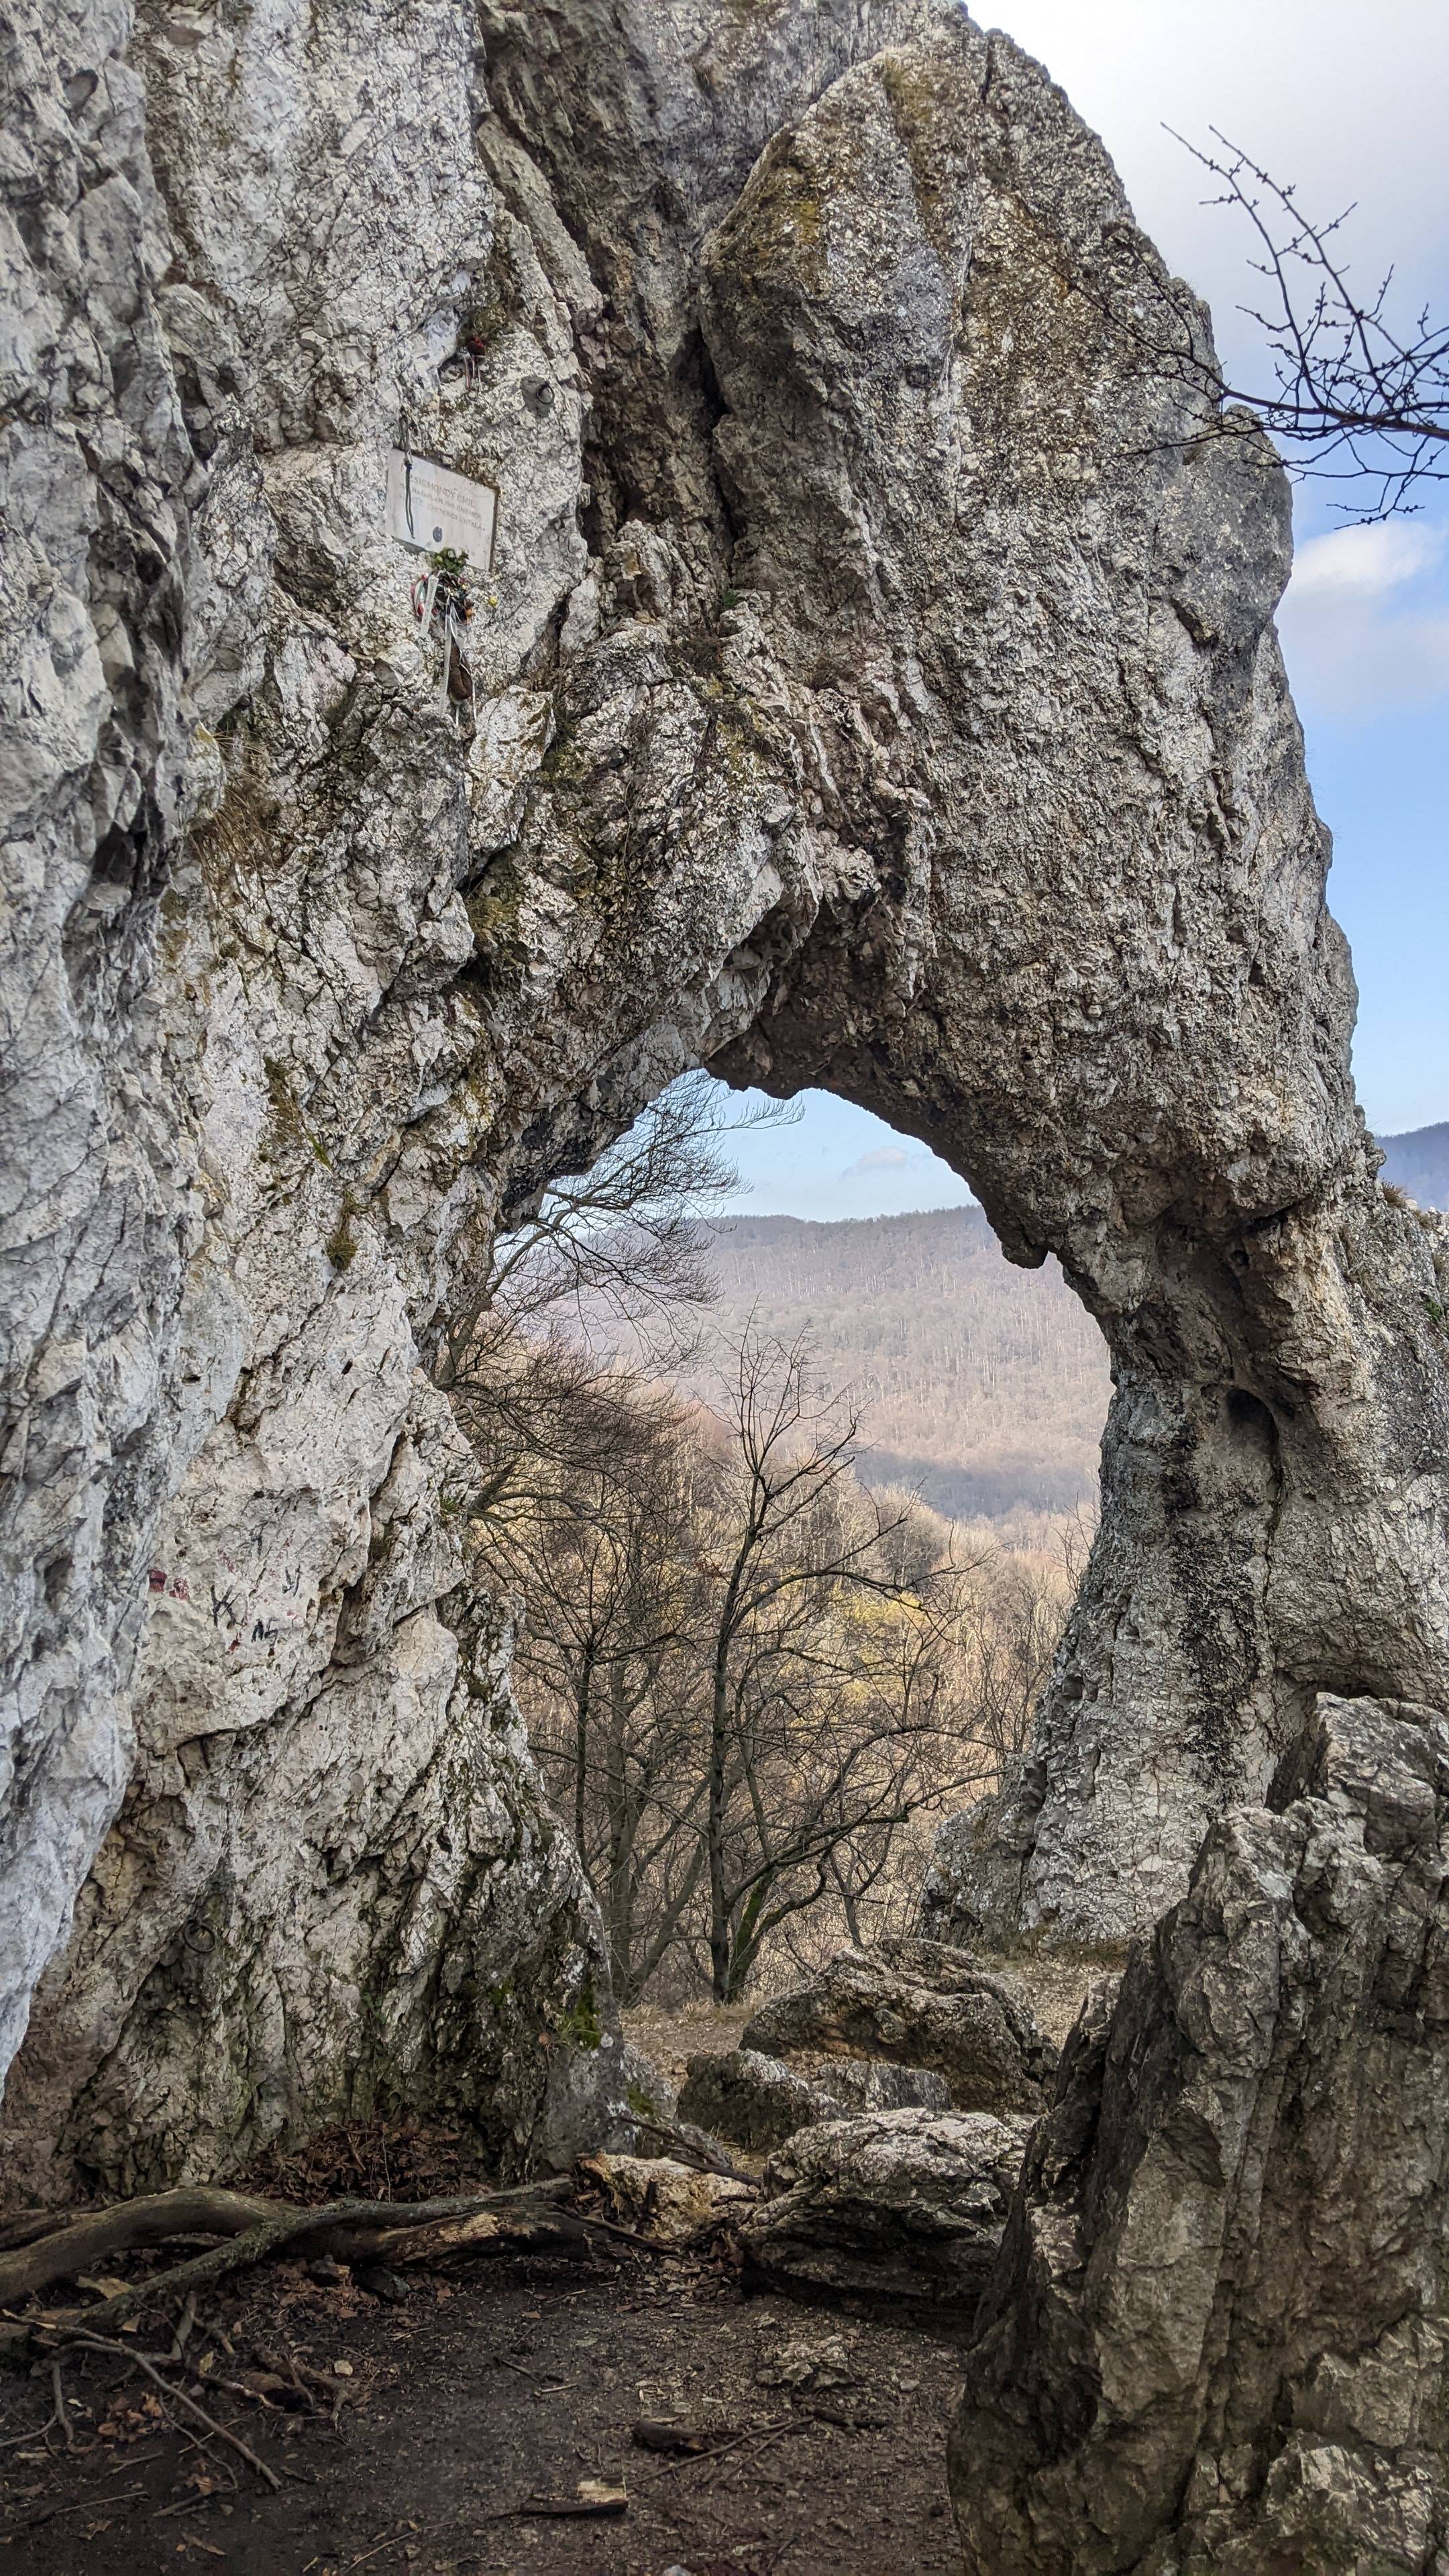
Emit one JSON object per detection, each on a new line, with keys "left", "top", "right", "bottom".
{"left": 714, "top": 0, "right": 1449, "bottom": 1222}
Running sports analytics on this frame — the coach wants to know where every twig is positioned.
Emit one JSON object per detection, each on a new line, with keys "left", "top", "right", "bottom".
{"left": 635, "top": 2414, "right": 801, "bottom": 2483}
{"left": 154, "top": 2479, "right": 235, "bottom": 2520}
{"left": 566, "top": 2210, "right": 692, "bottom": 2262}
{"left": 494, "top": 2355, "right": 570, "bottom": 2392}
{"left": 627, "top": 2116, "right": 745, "bottom": 2180}
{"left": 50, "top": 2354, "right": 79, "bottom": 2452}
{"left": 0, "top": 2356, "right": 90, "bottom": 2454}
{"left": 174, "top": 2415, "right": 240, "bottom": 2475}
{"left": 519, "top": 2492, "right": 628, "bottom": 2519}
{"left": 250, "top": 2335, "right": 324, "bottom": 2408}
{"left": 168, "top": 2290, "right": 198, "bottom": 2362}
{"left": 3, "top": 2481, "right": 148, "bottom": 2534}
{"left": 60, "top": 2332, "right": 282, "bottom": 2491}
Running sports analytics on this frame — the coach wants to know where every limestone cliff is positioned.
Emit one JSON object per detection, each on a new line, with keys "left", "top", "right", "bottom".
{"left": 3, "top": 0, "right": 1448, "bottom": 2257}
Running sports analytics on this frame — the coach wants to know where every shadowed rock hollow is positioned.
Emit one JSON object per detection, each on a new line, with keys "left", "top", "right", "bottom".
{"left": 4, "top": 1, "right": 1449, "bottom": 2564}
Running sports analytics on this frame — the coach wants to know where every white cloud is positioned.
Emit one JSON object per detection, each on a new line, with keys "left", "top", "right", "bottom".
{"left": 1279, "top": 519, "right": 1449, "bottom": 717}
{"left": 1290, "top": 523, "right": 1445, "bottom": 602}
{"left": 841, "top": 1144, "right": 912, "bottom": 1178}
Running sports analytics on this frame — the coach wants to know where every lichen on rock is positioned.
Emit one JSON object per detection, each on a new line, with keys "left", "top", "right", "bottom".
{"left": 741, "top": 1938, "right": 1057, "bottom": 2114}
{"left": 744, "top": 2104, "right": 1034, "bottom": 2312}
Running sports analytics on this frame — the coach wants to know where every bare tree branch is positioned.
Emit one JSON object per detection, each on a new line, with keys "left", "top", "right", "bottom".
{"left": 1104, "top": 127, "right": 1448, "bottom": 518}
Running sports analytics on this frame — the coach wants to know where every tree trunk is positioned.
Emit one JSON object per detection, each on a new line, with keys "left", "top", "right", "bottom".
{"left": 573, "top": 1647, "right": 595, "bottom": 1882}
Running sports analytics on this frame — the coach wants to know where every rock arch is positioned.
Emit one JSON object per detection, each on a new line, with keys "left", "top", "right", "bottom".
{"left": 3, "top": 0, "right": 1447, "bottom": 2339}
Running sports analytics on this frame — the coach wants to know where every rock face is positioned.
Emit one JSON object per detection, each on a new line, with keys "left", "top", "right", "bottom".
{"left": 619, "top": 2042, "right": 680, "bottom": 2136}
{"left": 4, "top": 0, "right": 1449, "bottom": 2246}
{"left": 744, "top": 2106, "right": 1032, "bottom": 2312}
{"left": 806, "top": 2056, "right": 953, "bottom": 2118}
{"left": 680, "top": 2043, "right": 950, "bottom": 2151}
{"left": 742, "top": 1940, "right": 1056, "bottom": 2114}
{"left": 955, "top": 1693, "right": 1449, "bottom": 2575}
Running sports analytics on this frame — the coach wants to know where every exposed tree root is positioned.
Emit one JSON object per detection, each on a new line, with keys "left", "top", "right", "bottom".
{"left": 0, "top": 2208, "right": 73, "bottom": 2254}
{"left": 0, "top": 2176, "right": 576, "bottom": 2323}
{"left": 0, "top": 2187, "right": 280, "bottom": 2307}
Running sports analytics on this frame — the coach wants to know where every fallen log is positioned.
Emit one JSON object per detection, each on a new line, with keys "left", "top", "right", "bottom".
{"left": 0, "top": 2176, "right": 574, "bottom": 2316}
{"left": 0, "top": 2208, "right": 73, "bottom": 2254}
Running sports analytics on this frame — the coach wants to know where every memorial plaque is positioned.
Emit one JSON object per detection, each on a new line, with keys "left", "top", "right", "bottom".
{"left": 386, "top": 449, "right": 497, "bottom": 571}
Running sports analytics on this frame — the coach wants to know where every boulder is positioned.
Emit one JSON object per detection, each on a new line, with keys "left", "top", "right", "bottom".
{"left": 809, "top": 2057, "right": 953, "bottom": 2118}
{"left": 743, "top": 2108, "right": 1034, "bottom": 2312}
{"left": 608, "top": 2040, "right": 675, "bottom": 2143}
{"left": 680, "top": 2047, "right": 830, "bottom": 2151}
{"left": 679, "top": 2045, "right": 952, "bottom": 2151}
{"left": 579, "top": 2153, "right": 755, "bottom": 2247}
{"left": 620, "top": 2041, "right": 679, "bottom": 2134}
{"left": 955, "top": 1695, "right": 1449, "bottom": 2573}
{"left": 741, "top": 1940, "right": 1056, "bottom": 2114}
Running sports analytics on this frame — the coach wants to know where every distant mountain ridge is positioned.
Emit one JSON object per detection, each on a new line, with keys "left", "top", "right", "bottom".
{"left": 588, "top": 1137, "right": 1444, "bottom": 1527}
{"left": 1379, "top": 1124, "right": 1449, "bottom": 1210}
{"left": 693, "top": 1205, "right": 1112, "bottom": 1525}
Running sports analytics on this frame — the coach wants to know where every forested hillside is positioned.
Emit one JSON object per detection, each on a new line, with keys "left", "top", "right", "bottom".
{"left": 690, "top": 1207, "right": 1112, "bottom": 1523}
{"left": 1379, "top": 1124, "right": 1449, "bottom": 1209}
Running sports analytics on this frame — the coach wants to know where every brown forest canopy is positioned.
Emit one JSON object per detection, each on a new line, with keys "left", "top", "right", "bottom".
{"left": 610, "top": 1205, "right": 1114, "bottom": 1526}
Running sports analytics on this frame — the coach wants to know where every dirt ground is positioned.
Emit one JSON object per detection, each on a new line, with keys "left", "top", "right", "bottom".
{"left": 623, "top": 2001, "right": 757, "bottom": 2098}
{"left": 2, "top": 1967, "right": 1116, "bottom": 2575}
{"left": 0, "top": 2233, "right": 969, "bottom": 2576}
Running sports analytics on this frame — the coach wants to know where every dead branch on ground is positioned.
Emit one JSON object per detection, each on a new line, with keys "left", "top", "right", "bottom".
{"left": 0, "top": 2176, "right": 576, "bottom": 2322}
{"left": 58, "top": 2330, "right": 282, "bottom": 2490}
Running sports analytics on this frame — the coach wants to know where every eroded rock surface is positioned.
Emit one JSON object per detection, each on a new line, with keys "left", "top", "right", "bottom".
{"left": 744, "top": 2106, "right": 1032, "bottom": 2312}
{"left": 956, "top": 1692, "right": 1449, "bottom": 2575}
{"left": 4, "top": 0, "right": 1449, "bottom": 2222}
{"left": 742, "top": 1940, "right": 1056, "bottom": 2114}
{"left": 680, "top": 2043, "right": 950, "bottom": 2151}
{"left": 681, "top": 2047, "right": 828, "bottom": 2153}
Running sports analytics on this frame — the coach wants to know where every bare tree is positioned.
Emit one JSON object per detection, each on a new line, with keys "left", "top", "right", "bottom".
{"left": 493, "top": 1368, "right": 715, "bottom": 2000}
{"left": 462, "top": 1329, "right": 988, "bottom": 2004}
{"left": 1110, "top": 131, "right": 1448, "bottom": 518}
{"left": 947, "top": 1546, "right": 1073, "bottom": 1780}
{"left": 443, "top": 1079, "right": 1088, "bottom": 2001}
{"left": 1188, "top": 133, "right": 1446, "bottom": 515}
{"left": 688, "top": 1337, "right": 985, "bottom": 2001}
{"left": 771, "top": 1511, "right": 1087, "bottom": 1976}
{"left": 439, "top": 1072, "right": 798, "bottom": 1393}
